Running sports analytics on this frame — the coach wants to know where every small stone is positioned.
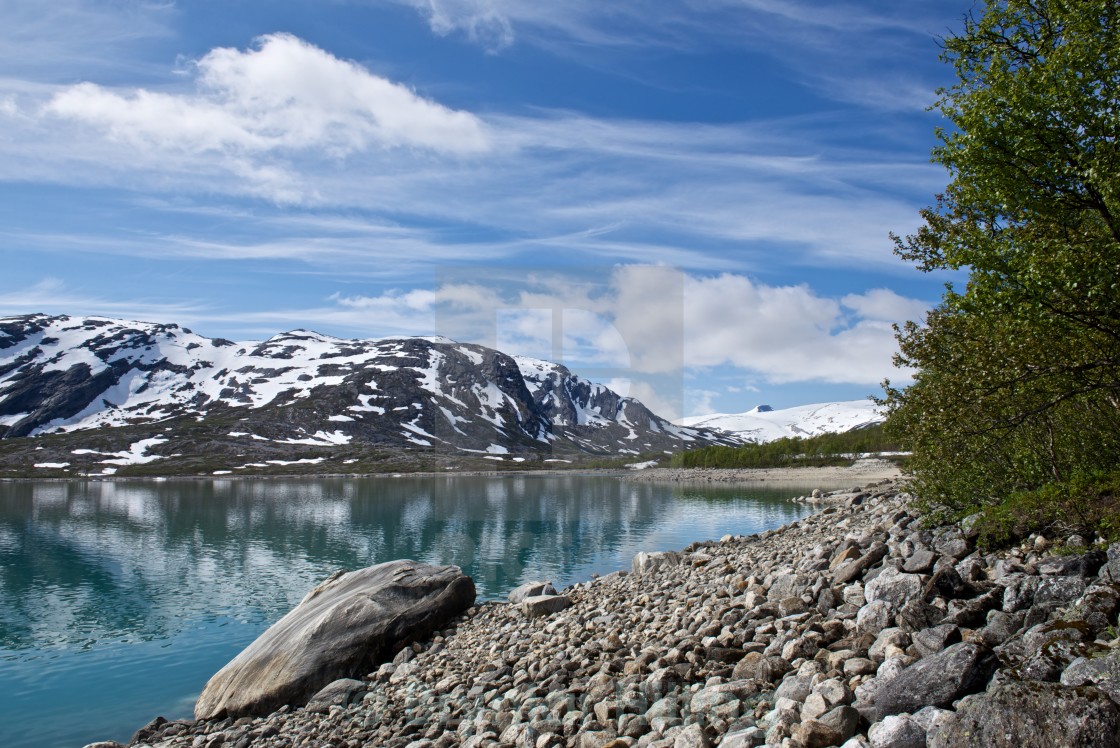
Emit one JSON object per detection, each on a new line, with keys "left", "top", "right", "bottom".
{"left": 902, "top": 549, "right": 936, "bottom": 573}
{"left": 817, "top": 705, "right": 860, "bottom": 742}
{"left": 717, "top": 727, "right": 765, "bottom": 748}
{"left": 868, "top": 714, "right": 925, "bottom": 748}
{"left": 790, "top": 720, "right": 843, "bottom": 748}
{"left": 672, "top": 723, "right": 710, "bottom": 748}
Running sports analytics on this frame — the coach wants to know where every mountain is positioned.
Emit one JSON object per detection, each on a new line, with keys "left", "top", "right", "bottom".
{"left": 0, "top": 314, "right": 735, "bottom": 477}
{"left": 679, "top": 400, "right": 884, "bottom": 443}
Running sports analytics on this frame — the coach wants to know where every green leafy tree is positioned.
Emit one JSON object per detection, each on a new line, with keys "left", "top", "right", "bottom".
{"left": 883, "top": 0, "right": 1120, "bottom": 531}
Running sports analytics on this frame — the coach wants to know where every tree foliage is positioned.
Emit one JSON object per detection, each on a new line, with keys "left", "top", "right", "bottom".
{"left": 671, "top": 424, "right": 901, "bottom": 469}
{"left": 883, "top": 0, "right": 1120, "bottom": 527}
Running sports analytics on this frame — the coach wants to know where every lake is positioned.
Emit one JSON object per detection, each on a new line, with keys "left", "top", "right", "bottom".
{"left": 0, "top": 474, "right": 829, "bottom": 748}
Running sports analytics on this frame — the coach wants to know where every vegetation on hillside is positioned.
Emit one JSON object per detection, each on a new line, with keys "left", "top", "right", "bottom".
{"left": 881, "top": 0, "right": 1120, "bottom": 545}
{"left": 669, "top": 423, "right": 901, "bottom": 469}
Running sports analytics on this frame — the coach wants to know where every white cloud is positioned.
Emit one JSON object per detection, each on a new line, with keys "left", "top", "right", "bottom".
{"left": 680, "top": 273, "right": 921, "bottom": 385}
{"left": 411, "top": 0, "right": 515, "bottom": 51}
{"left": 841, "top": 288, "right": 930, "bottom": 324}
{"left": 37, "top": 33, "right": 489, "bottom": 202}
{"left": 241, "top": 267, "right": 928, "bottom": 389}
{"left": 0, "top": 35, "right": 941, "bottom": 269}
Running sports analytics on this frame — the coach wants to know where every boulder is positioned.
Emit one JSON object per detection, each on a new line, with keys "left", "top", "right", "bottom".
{"left": 1034, "top": 576, "right": 1088, "bottom": 606}
{"left": 869, "top": 642, "right": 996, "bottom": 720}
{"left": 1037, "top": 551, "right": 1106, "bottom": 577}
{"left": 910, "top": 623, "right": 961, "bottom": 657}
{"left": 521, "top": 594, "right": 572, "bottom": 617}
{"left": 932, "top": 528, "right": 971, "bottom": 559}
{"left": 833, "top": 544, "right": 888, "bottom": 585}
{"left": 1100, "top": 542, "right": 1120, "bottom": 582}
{"left": 732, "top": 651, "right": 789, "bottom": 683}
{"left": 508, "top": 580, "right": 557, "bottom": 604}
{"left": 632, "top": 551, "right": 681, "bottom": 575}
{"left": 305, "top": 678, "right": 366, "bottom": 712}
{"left": 864, "top": 567, "right": 924, "bottom": 610}
{"left": 194, "top": 560, "right": 475, "bottom": 720}
{"left": 719, "top": 727, "right": 766, "bottom": 748}
{"left": 1062, "top": 649, "right": 1120, "bottom": 701}
{"left": 922, "top": 565, "right": 969, "bottom": 600}
{"left": 901, "top": 549, "right": 936, "bottom": 574}
{"left": 856, "top": 600, "right": 894, "bottom": 636}
{"left": 928, "top": 682, "right": 1120, "bottom": 748}
{"left": 868, "top": 714, "right": 925, "bottom": 748}
{"left": 790, "top": 720, "right": 843, "bottom": 748}
{"left": 1066, "top": 583, "right": 1120, "bottom": 633}
{"left": 817, "top": 705, "right": 859, "bottom": 742}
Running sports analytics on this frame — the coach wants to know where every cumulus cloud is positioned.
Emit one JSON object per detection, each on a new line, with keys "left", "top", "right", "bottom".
{"left": 299, "top": 266, "right": 928, "bottom": 390}
{"left": 680, "top": 275, "right": 921, "bottom": 385}
{"left": 841, "top": 287, "right": 929, "bottom": 324}
{"left": 40, "top": 33, "right": 489, "bottom": 200}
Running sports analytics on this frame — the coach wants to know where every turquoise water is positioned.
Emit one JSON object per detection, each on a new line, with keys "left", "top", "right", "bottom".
{"left": 0, "top": 474, "right": 824, "bottom": 748}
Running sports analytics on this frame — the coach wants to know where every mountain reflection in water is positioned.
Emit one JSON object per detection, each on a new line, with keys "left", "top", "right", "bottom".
{"left": 0, "top": 474, "right": 821, "bottom": 748}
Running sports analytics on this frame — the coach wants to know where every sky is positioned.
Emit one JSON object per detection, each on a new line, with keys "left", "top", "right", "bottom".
{"left": 0, "top": 0, "right": 970, "bottom": 418}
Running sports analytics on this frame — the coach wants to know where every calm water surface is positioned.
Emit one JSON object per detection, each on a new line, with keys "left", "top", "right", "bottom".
{"left": 0, "top": 474, "right": 832, "bottom": 748}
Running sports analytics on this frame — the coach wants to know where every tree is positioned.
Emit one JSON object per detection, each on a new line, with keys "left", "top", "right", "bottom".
{"left": 883, "top": 0, "right": 1120, "bottom": 531}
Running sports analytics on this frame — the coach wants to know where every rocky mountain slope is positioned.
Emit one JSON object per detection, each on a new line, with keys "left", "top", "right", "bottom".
{"left": 0, "top": 314, "right": 735, "bottom": 477}
{"left": 680, "top": 400, "right": 884, "bottom": 443}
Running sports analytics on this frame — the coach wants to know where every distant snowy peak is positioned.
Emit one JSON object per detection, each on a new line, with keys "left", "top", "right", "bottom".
{"left": 680, "top": 400, "right": 884, "bottom": 443}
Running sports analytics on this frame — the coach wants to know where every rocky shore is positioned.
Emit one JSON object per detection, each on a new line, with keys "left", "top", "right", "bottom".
{"left": 624, "top": 462, "right": 901, "bottom": 486}
{"left": 94, "top": 479, "right": 1120, "bottom": 748}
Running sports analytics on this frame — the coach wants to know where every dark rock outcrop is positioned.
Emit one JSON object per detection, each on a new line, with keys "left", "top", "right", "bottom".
{"left": 928, "top": 681, "right": 1120, "bottom": 748}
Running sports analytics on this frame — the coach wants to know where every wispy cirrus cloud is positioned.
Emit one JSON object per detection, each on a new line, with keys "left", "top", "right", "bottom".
{"left": 381, "top": 0, "right": 955, "bottom": 111}
{"left": 1, "top": 38, "right": 942, "bottom": 272}
{"left": 0, "top": 0, "right": 175, "bottom": 80}
{"left": 0, "top": 278, "right": 207, "bottom": 323}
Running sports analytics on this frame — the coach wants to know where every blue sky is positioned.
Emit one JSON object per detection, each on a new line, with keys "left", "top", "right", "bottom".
{"left": 0, "top": 0, "right": 967, "bottom": 417}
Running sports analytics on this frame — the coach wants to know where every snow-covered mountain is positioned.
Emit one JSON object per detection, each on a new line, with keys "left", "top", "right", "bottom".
{"left": 679, "top": 400, "right": 884, "bottom": 443}
{"left": 0, "top": 314, "right": 735, "bottom": 476}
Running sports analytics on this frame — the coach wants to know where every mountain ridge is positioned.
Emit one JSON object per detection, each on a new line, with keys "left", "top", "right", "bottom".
{"left": 0, "top": 314, "right": 733, "bottom": 476}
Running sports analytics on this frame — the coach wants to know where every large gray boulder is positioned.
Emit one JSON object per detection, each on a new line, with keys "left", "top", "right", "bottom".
{"left": 869, "top": 642, "right": 996, "bottom": 720}
{"left": 195, "top": 560, "right": 475, "bottom": 720}
{"left": 864, "top": 567, "right": 924, "bottom": 611}
{"left": 928, "top": 682, "right": 1120, "bottom": 748}
{"left": 1063, "top": 649, "right": 1120, "bottom": 700}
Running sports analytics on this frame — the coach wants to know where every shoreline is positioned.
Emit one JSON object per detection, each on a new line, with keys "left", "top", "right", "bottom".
{"left": 1, "top": 461, "right": 902, "bottom": 485}
{"left": 96, "top": 476, "right": 1120, "bottom": 748}
{"left": 623, "top": 459, "right": 903, "bottom": 485}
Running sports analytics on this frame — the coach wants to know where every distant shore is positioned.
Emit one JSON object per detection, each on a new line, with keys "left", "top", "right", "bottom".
{"left": 622, "top": 458, "right": 903, "bottom": 485}
{"left": 2, "top": 460, "right": 903, "bottom": 484}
